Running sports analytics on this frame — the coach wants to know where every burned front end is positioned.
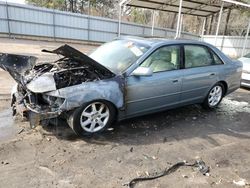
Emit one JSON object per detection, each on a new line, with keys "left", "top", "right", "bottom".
{"left": 0, "top": 45, "right": 123, "bottom": 128}
{"left": 11, "top": 83, "right": 65, "bottom": 127}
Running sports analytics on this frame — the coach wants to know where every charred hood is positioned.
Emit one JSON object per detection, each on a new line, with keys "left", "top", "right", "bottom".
{"left": 0, "top": 45, "right": 115, "bottom": 91}
{"left": 41, "top": 44, "right": 114, "bottom": 76}
{"left": 0, "top": 53, "right": 37, "bottom": 84}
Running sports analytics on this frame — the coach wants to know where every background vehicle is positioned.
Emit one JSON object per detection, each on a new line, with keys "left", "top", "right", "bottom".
{"left": 0, "top": 37, "right": 243, "bottom": 136}
{"left": 238, "top": 53, "right": 250, "bottom": 88}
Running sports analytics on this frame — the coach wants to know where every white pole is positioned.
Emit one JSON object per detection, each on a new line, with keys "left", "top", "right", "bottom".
{"left": 151, "top": 10, "right": 156, "bottom": 36}
{"left": 242, "top": 20, "right": 250, "bottom": 57}
{"left": 178, "top": 14, "right": 183, "bottom": 38}
{"left": 118, "top": 0, "right": 128, "bottom": 37}
{"left": 215, "top": 2, "right": 224, "bottom": 46}
{"left": 118, "top": 4, "right": 122, "bottom": 37}
{"left": 222, "top": 0, "right": 250, "bottom": 8}
{"left": 175, "top": 0, "right": 183, "bottom": 39}
{"left": 201, "top": 17, "right": 206, "bottom": 40}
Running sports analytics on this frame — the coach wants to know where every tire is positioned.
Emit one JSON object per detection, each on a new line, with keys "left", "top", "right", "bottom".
{"left": 70, "top": 101, "right": 116, "bottom": 136}
{"left": 202, "top": 83, "right": 224, "bottom": 109}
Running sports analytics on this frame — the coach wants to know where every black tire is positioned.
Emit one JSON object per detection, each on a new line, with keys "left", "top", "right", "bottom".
{"left": 69, "top": 100, "right": 116, "bottom": 136}
{"left": 202, "top": 82, "right": 224, "bottom": 109}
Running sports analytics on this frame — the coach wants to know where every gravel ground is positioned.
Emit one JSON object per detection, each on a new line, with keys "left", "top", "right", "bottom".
{"left": 0, "top": 38, "right": 250, "bottom": 188}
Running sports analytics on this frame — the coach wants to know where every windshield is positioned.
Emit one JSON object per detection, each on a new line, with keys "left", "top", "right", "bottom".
{"left": 89, "top": 40, "right": 150, "bottom": 74}
{"left": 244, "top": 53, "right": 250, "bottom": 58}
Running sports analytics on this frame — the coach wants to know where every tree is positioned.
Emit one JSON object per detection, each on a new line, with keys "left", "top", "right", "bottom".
{"left": 25, "top": 0, "right": 118, "bottom": 18}
{"left": 26, "top": 0, "right": 66, "bottom": 9}
{"left": 25, "top": 0, "right": 250, "bottom": 36}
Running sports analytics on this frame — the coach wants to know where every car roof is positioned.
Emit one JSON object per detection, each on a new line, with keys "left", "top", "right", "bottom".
{"left": 117, "top": 36, "right": 233, "bottom": 67}
{"left": 118, "top": 36, "right": 212, "bottom": 48}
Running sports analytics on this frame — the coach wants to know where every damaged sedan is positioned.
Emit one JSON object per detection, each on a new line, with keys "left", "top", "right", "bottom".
{"left": 0, "top": 37, "right": 242, "bottom": 136}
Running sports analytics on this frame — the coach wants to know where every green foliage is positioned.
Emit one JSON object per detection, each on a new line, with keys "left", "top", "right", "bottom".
{"left": 25, "top": 0, "right": 250, "bottom": 36}
{"left": 26, "top": 0, "right": 65, "bottom": 9}
{"left": 25, "top": 0, "right": 117, "bottom": 16}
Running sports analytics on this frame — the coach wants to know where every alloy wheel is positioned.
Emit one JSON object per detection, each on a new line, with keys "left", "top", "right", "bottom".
{"left": 208, "top": 85, "right": 223, "bottom": 107}
{"left": 80, "top": 102, "right": 110, "bottom": 133}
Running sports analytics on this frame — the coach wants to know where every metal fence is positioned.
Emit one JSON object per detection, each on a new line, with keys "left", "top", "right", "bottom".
{"left": 202, "top": 35, "right": 250, "bottom": 58}
{"left": 0, "top": 1, "right": 199, "bottom": 43}
{"left": 1, "top": 1, "right": 248, "bottom": 58}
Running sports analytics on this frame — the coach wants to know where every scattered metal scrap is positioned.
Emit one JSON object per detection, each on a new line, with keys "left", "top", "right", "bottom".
{"left": 123, "top": 160, "right": 210, "bottom": 188}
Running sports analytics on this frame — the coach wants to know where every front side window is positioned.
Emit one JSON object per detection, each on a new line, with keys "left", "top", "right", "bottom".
{"left": 184, "top": 45, "right": 213, "bottom": 68}
{"left": 140, "top": 45, "right": 180, "bottom": 73}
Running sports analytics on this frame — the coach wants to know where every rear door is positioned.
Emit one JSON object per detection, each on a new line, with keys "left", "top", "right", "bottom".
{"left": 181, "top": 44, "right": 220, "bottom": 104}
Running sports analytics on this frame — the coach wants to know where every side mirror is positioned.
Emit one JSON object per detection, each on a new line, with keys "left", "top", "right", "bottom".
{"left": 132, "top": 67, "right": 153, "bottom": 76}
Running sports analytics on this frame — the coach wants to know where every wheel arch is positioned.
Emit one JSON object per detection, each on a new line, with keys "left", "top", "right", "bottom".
{"left": 218, "top": 80, "right": 228, "bottom": 96}
{"left": 94, "top": 99, "right": 118, "bottom": 120}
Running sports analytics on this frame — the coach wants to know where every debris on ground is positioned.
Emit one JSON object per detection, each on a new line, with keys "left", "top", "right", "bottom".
{"left": 130, "top": 147, "right": 133, "bottom": 152}
{"left": 233, "top": 179, "right": 248, "bottom": 186}
{"left": 1, "top": 161, "right": 9, "bottom": 165}
{"left": 39, "top": 166, "right": 55, "bottom": 177}
{"left": 182, "top": 175, "right": 188, "bottom": 178}
{"left": 142, "top": 154, "right": 157, "bottom": 160}
{"left": 17, "top": 128, "right": 24, "bottom": 134}
{"left": 123, "top": 160, "right": 210, "bottom": 188}
{"left": 107, "top": 127, "right": 114, "bottom": 131}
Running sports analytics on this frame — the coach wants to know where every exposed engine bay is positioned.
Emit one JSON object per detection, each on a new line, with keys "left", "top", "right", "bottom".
{"left": 0, "top": 44, "right": 123, "bottom": 128}
{"left": 26, "top": 58, "right": 102, "bottom": 89}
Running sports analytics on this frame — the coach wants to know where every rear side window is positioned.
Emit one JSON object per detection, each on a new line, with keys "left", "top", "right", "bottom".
{"left": 211, "top": 50, "right": 224, "bottom": 65}
{"left": 244, "top": 53, "right": 250, "bottom": 58}
{"left": 184, "top": 45, "right": 213, "bottom": 68}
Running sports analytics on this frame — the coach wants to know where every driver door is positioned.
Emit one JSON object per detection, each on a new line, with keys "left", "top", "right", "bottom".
{"left": 124, "top": 45, "right": 183, "bottom": 118}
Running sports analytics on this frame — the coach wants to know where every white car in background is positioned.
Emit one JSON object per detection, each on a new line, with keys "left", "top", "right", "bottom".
{"left": 239, "top": 53, "right": 250, "bottom": 88}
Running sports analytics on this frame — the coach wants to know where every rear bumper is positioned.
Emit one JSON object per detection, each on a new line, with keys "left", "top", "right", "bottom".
{"left": 241, "top": 80, "right": 250, "bottom": 88}
{"left": 241, "top": 73, "right": 250, "bottom": 88}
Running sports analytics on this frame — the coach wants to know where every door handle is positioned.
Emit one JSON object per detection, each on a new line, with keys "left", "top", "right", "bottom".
{"left": 210, "top": 73, "right": 216, "bottom": 76}
{"left": 172, "top": 79, "right": 179, "bottom": 83}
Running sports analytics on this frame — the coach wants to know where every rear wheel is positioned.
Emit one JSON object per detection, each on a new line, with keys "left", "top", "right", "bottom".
{"left": 70, "top": 101, "right": 116, "bottom": 136}
{"left": 202, "top": 83, "right": 224, "bottom": 109}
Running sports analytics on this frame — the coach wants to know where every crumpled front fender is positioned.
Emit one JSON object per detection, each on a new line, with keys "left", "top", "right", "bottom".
{"left": 46, "top": 77, "right": 124, "bottom": 111}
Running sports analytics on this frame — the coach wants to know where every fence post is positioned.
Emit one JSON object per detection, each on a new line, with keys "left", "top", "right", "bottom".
{"left": 5, "top": 1, "right": 11, "bottom": 38}
{"left": 87, "top": 16, "right": 90, "bottom": 41}
{"left": 241, "top": 20, "right": 250, "bottom": 57}
{"left": 143, "top": 26, "right": 145, "bottom": 36}
{"left": 151, "top": 10, "right": 155, "bottom": 36}
{"left": 215, "top": 2, "right": 224, "bottom": 46}
{"left": 201, "top": 17, "right": 206, "bottom": 41}
{"left": 53, "top": 9, "right": 56, "bottom": 41}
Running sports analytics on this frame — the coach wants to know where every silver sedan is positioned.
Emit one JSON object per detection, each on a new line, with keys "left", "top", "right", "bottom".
{"left": 238, "top": 53, "right": 250, "bottom": 88}
{"left": 0, "top": 37, "right": 243, "bottom": 136}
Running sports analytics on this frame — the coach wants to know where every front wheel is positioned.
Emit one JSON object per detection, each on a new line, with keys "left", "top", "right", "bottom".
{"left": 70, "top": 101, "right": 116, "bottom": 136}
{"left": 202, "top": 83, "right": 224, "bottom": 109}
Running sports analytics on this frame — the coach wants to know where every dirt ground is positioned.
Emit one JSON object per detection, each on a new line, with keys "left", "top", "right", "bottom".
{"left": 0, "top": 38, "right": 250, "bottom": 188}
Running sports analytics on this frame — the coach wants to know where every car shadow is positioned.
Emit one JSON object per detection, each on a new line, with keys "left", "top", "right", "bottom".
{"left": 241, "top": 86, "right": 250, "bottom": 91}
{"left": 42, "top": 91, "right": 250, "bottom": 147}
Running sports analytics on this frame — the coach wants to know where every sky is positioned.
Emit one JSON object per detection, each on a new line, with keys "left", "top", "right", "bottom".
{"left": 4, "top": 0, "right": 25, "bottom": 4}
